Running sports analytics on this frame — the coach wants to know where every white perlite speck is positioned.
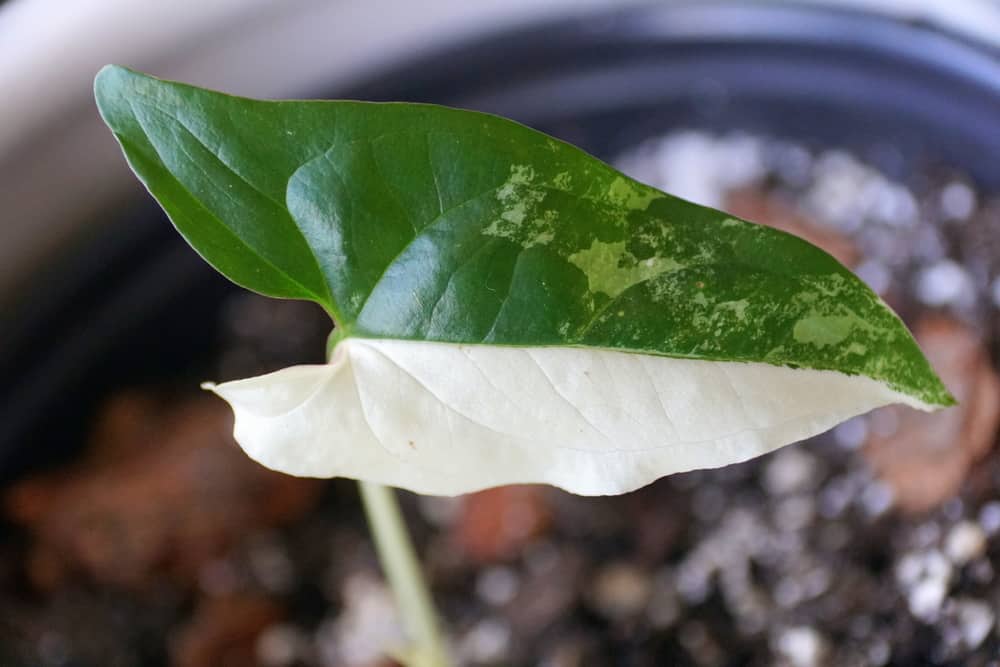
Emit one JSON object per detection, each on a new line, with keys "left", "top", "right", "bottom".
{"left": 978, "top": 501, "right": 1000, "bottom": 535}
{"left": 255, "top": 624, "right": 305, "bottom": 667}
{"left": 909, "top": 578, "right": 949, "bottom": 622}
{"left": 615, "top": 131, "right": 765, "bottom": 209}
{"left": 775, "top": 626, "right": 827, "bottom": 667}
{"left": 944, "top": 521, "right": 987, "bottom": 565}
{"left": 954, "top": 598, "right": 994, "bottom": 649}
{"left": 319, "top": 573, "right": 404, "bottom": 666}
{"left": 476, "top": 566, "right": 519, "bottom": 607}
{"left": 915, "top": 260, "right": 973, "bottom": 307}
{"left": 763, "top": 449, "right": 818, "bottom": 496}
{"left": 458, "top": 618, "right": 511, "bottom": 664}
{"left": 859, "top": 480, "right": 895, "bottom": 518}
{"left": 832, "top": 416, "right": 868, "bottom": 450}
{"left": 897, "top": 550, "right": 953, "bottom": 622}
{"left": 940, "top": 181, "right": 976, "bottom": 220}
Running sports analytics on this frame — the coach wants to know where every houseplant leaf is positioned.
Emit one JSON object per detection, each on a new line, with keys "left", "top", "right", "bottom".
{"left": 95, "top": 65, "right": 953, "bottom": 495}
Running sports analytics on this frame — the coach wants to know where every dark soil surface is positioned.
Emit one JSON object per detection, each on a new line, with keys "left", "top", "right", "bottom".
{"left": 2, "top": 132, "right": 999, "bottom": 667}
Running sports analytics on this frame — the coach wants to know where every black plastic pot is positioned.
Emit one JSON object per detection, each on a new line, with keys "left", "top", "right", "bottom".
{"left": 3, "top": 3, "right": 1000, "bottom": 483}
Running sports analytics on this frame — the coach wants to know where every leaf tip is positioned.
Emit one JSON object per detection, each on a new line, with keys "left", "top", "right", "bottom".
{"left": 94, "top": 64, "right": 128, "bottom": 97}
{"left": 94, "top": 63, "right": 124, "bottom": 81}
{"left": 94, "top": 64, "right": 135, "bottom": 125}
{"left": 939, "top": 389, "right": 959, "bottom": 408}
{"left": 94, "top": 65, "right": 155, "bottom": 121}
{"left": 914, "top": 378, "right": 958, "bottom": 411}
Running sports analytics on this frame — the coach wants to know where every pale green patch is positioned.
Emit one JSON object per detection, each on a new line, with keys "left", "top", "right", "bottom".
{"left": 553, "top": 171, "right": 572, "bottom": 189}
{"left": 647, "top": 271, "right": 688, "bottom": 304}
{"left": 483, "top": 164, "right": 557, "bottom": 248}
{"left": 606, "top": 176, "right": 660, "bottom": 211}
{"left": 716, "top": 299, "right": 750, "bottom": 321}
{"left": 637, "top": 222, "right": 675, "bottom": 251}
{"left": 568, "top": 239, "right": 683, "bottom": 299}
{"left": 530, "top": 231, "right": 555, "bottom": 246}
{"left": 500, "top": 200, "right": 529, "bottom": 225}
{"left": 721, "top": 218, "right": 742, "bottom": 228}
{"left": 793, "top": 314, "right": 858, "bottom": 348}
{"left": 810, "top": 273, "right": 850, "bottom": 298}
{"left": 527, "top": 209, "right": 558, "bottom": 247}
{"left": 793, "top": 291, "right": 820, "bottom": 305}
{"left": 508, "top": 164, "right": 535, "bottom": 186}
{"left": 496, "top": 164, "right": 536, "bottom": 202}
{"left": 695, "top": 244, "right": 721, "bottom": 264}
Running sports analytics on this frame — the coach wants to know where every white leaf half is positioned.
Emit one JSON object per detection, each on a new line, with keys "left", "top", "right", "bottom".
{"left": 203, "top": 338, "right": 933, "bottom": 496}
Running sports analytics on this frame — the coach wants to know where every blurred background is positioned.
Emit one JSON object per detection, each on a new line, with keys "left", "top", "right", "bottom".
{"left": 2, "top": 1, "right": 1000, "bottom": 665}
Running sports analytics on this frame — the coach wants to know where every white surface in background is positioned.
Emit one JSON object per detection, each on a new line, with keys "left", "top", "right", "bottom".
{"left": 0, "top": 0, "right": 266, "bottom": 157}
{"left": 0, "top": 0, "right": 625, "bottom": 156}
{"left": 799, "top": 0, "right": 1000, "bottom": 45}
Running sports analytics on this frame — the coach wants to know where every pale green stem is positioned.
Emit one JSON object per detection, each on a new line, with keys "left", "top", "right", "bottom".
{"left": 358, "top": 480, "right": 450, "bottom": 667}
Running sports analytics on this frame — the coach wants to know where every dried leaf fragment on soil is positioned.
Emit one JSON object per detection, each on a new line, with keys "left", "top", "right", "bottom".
{"left": 4, "top": 392, "right": 323, "bottom": 590}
